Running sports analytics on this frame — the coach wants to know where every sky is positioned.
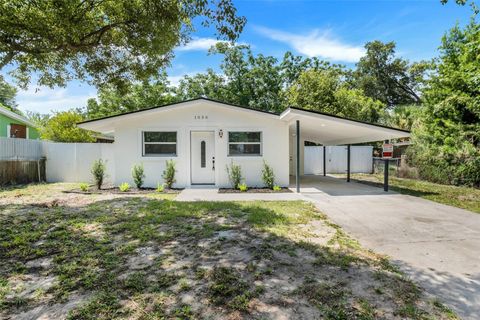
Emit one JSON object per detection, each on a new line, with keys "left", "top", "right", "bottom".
{"left": 3, "top": 0, "right": 474, "bottom": 114}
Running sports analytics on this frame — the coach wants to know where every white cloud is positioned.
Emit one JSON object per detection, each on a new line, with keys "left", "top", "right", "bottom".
{"left": 176, "top": 38, "right": 222, "bottom": 52}
{"left": 16, "top": 86, "right": 96, "bottom": 114}
{"left": 256, "top": 26, "right": 365, "bottom": 63}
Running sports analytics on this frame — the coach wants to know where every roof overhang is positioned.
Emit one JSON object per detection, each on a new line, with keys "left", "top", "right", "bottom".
{"left": 280, "top": 108, "right": 410, "bottom": 145}
{"left": 0, "top": 107, "right": 36, "bottom": 127}
{"left": 77, "top": 98, "right": 409, "bottom": 145}
{"left": 77, "top": 98, "right": 279, "bottom": 132}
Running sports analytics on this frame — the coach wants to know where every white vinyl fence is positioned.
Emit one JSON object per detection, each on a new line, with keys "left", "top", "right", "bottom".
{"left": 0, "top": 137, "right": 43, "bottom": 160}
{"left": 43, "top": 142, "right": 114, "bottom": 184}
{"left": 304, "top": 146, "right": 373, "bottom": 174}
{"left": 0, "top": 137, "right": 115, "bottom": 184}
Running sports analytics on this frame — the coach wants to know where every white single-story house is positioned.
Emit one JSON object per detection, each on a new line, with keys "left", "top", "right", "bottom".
{"left": 78, "top": 98, "right": 410, "bottom": 189}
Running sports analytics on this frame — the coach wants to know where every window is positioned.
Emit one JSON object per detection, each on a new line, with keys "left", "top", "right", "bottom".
{"left": 228, "top": 131, "right": 262, "bottom": 156}
{"left": 142, "top": 131, "right": 177, "bottom": 156}
{"left": 201, "top": 141, "right": 206, "bottom": 168}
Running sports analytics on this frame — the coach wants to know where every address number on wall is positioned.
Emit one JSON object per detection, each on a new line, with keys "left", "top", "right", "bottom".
{"left": 194, "top": 115, "right": 208, "bottom": 120}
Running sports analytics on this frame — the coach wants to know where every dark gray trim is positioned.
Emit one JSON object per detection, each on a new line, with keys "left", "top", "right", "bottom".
{"left": 296, "top": 120, "right": 300, "bottom": 193}
{"left": 347, "top": 144, "right": 351, "bottom": 182}
{"left": 323, "top": 145, "right": 326, "bottom": 177}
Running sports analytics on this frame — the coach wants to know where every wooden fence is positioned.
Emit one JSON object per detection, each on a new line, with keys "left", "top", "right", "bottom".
{"left": 0, "top": 159, "right": 46, "bottom": 185}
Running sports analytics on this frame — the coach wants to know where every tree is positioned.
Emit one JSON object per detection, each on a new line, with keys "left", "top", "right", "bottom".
{"left": 176, "top": 44, "right": 345, "bottom": 113}
{"left": 40, "top": 110, "right": 95, "bottom": 142}
{"left": 0, "top": 0, "right": 246, "bottom": 89}
{"left": 409, "top": 18, "right": 480, "bottom": 186}
{"left": 0, "top": 75, "right": 20, "bottom": 114}
{"left": 86, "top": 73, "right": 177, "bottom": 119}
{"left": 285, "top": 69, "right": 386, "bottom": 123}
{"left": 353, "top": 41, "right": 429, "bottom": 107}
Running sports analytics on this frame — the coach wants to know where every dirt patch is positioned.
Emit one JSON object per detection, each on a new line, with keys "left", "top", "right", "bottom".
{"left": 0, "top": 183, "right": 456, "bottom": 319}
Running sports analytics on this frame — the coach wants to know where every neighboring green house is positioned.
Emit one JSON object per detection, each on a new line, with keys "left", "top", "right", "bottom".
{"left": 0, "top": 106, "right": 40, "bottom": 139}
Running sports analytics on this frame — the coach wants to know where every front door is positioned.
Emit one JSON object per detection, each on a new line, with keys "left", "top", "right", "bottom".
{"left": 191, "top": 131, "right": 215, "bottom": 184}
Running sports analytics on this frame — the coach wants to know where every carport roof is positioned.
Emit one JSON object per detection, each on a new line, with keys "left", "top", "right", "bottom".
{"left": 280, "top": 107, "right": 409, "bottom": 145}
{"left": 78, "top": 98, "right": 409, "bottom": 144}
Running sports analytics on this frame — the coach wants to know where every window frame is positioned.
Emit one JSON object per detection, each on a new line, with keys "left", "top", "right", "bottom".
{"left": 142, "top": 131, "right": 178, "bottom": 157}
{"left": 227, "top": 131, "right": 263, "bottom": 157}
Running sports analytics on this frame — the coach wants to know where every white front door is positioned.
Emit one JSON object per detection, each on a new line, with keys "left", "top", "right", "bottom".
{"left": 191, "top": 131, "right": 215, "bottom": 184}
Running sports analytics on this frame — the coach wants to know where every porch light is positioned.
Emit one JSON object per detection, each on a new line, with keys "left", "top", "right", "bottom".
{"left": 219, "top": 129, "right": 224, "bottom": 138}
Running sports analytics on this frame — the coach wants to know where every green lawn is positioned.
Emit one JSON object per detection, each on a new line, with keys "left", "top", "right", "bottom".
{"left": 342, "top": 174, "right": 480, "bottom": 214}
{"left": 0, "top": 183, "right": 457, "bottom": 319}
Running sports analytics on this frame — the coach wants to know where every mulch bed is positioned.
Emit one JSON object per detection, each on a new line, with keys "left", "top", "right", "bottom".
{"left": 218, "top": 187, "right": 292, "bottom": 193}
{"left": 64, "top": 187, "right": 182, "bottom": 195}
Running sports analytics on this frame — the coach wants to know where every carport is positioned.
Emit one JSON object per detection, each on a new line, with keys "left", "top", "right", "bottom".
{"left": 279, "top": 107, "right": 410, "bottom": 192}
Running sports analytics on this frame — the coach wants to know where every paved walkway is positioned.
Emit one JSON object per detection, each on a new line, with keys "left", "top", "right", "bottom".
{"left": 296, "top": 175, "right": 480, "bottom": 320}
{"left": 176, "top": 188, "right": 303, "bottom": 201}
{"left": 177, "top": 176, "right": 480, "bottom": 318}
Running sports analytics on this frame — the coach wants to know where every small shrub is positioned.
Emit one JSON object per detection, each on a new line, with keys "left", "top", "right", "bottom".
{"left": 238, "top": 183, "right": 248, "bottom": 192}
{"left": 91, "top": 159, "right": 106, "bottom": 190}
{"left": 162, "top": 160, "right": 176, "bottom": 189}
{"left": 131, "top": 163, "right": 145, "bottom": 189}
{"left": 119, "top": 182, "right": 130, "bottom": 192}
{"left": 226, "top": 161, "right": 243, "bottom": 189}
{"left": 156, "top": 183, "right": 165, "bottom": 193}
{"left": 273, "top": 185, "right": 282, "bottom": 191}
{"left": 261, "top": 161, "right": 275, "bottom": 189}
{"left": 79, "top": 183, "right": 89, "bottom": 192}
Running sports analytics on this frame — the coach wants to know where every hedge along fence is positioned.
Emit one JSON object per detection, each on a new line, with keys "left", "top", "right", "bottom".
{"left": 0, "top": 137, "right": 114, "bottom": 186}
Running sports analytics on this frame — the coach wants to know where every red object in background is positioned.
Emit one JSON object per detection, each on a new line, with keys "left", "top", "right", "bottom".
{"left": 383, "top": 143, "right": 393, "bottom": 158}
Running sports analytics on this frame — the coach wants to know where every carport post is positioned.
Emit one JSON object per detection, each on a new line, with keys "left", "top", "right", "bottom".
{"left": 347, "top": 144, "right": 351, "bottom": 182}
{"left": 296, "top": 120, "right": 300, "bottom": 193}
{"left": 323, "top": 146, "right": 326, "bottom": 176}
{"left": 384, "top": 159, "right": 389, "bottom": 192}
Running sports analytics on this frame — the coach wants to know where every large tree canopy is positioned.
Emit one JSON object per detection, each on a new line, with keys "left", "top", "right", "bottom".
{"left": 86, "top": 73, "right": 177, "bottom": 119}
{"left": 0, "top": 0, "right": 246, "bottom": 89}
{"left": 39, "top": 110, "right": 95, "bottom": 142}
{"left": 286, "top": 69, "right": 386, "bottom": 123}
{"left": 409, "top": 17, "right": 480, "bottom": 186}
{"left": 353, "top": 41, "right": 429, "bottom": 107}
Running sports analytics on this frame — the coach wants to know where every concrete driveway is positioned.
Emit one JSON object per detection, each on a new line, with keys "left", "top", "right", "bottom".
{"left": 296, "top": 175, "right": 480, "bottom": 319}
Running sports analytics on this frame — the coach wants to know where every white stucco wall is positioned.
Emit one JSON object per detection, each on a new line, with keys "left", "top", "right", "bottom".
{"left": 110, "top": 101, "right": 290, "bottom": 188}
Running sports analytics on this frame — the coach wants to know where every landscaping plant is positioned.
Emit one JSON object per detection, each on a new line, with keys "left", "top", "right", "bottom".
{"left": 226, "top": 161, "right": 243, "bottom": 189}
{"left": 238, "top": 183, "right": 248, "bottom": 192}
{"left": 132, "top": 163, "right": 146, "bottom": 189}
{"left": 156, "top": 183, "right": 165, "bottom": 193}
{"left": 79, "top": 183, "right": 89, "bottom": 192}
{"left": 273, "top": 185, "right": 282, "bottom": 191}
{"left": 91, "top": 159, "right": 106, "bottom": 190}
{"left": 261, "top": 161, "right": 275, "bottom": 189}
{"left": 119, "top": 182, "right": 130, "bottom": 192}
{"left": 162, "top": 160, "right": 176, "bottom": 189}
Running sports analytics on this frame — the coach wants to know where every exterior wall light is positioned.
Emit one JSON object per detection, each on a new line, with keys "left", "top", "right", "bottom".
{"left": 219, "top": 129, "right": 224, "bottom": 138}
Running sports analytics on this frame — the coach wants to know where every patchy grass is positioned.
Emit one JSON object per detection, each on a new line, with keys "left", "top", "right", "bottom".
{"left": 0, "top": 183, "right": 456, "bottom": 319}
{"left": 341, "top": 173, "right": 480, "bottom": 213}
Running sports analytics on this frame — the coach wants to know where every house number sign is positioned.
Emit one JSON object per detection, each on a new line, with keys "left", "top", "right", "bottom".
{"left": 194, "top": 115, "right": 208, "bottom": 120}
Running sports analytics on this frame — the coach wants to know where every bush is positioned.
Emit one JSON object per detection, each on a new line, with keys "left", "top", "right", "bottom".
{"left": 156, "top": 183, "right": 165, "bottom": 193}
{"left": 79, "top": 183, "right": 89, "bottom": 192}
{"left": 162, "top": 160, "right": 176, "bottom": 189}
{"left": 261, "top": 161, "right": 275, "bottom": 189}
{"left": 119, "top": 182, "right": 130, "bottom": 192}
{"left": 91, "top": 159, "right": 106, "bottom": 190}
{"left": 226, "top": 161, "right": 243, "bottom": 189}
{"left": 273, "top": 185, "right": 282, "bottom": 191}
{"left": 238, "top": 183, "right": 248, "bottom": 192}
{"left": 131, "top": 163, "right": 145, "bottom": 189}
